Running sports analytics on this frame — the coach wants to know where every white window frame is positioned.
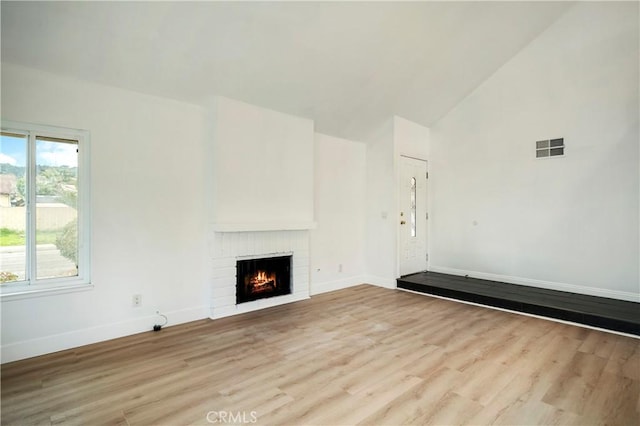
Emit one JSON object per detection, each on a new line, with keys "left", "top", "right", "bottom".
{"left": 1, "top": 120, "right": 91, "bottom": 298}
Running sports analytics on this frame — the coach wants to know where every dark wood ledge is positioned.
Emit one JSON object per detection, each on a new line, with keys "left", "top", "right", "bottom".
{"left": 397, "top": 271, "right": 640, "bottom": 336}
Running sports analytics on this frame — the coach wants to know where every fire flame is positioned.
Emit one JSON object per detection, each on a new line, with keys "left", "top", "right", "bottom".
{"left": 248, "top": 270, "right": 276, "bottom": 293}
{"left": 252, "top": 271, "right": 270, "bottom": 284}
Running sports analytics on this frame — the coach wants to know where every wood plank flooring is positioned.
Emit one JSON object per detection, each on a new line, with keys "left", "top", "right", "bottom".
{"left": 2, "top": 285, "right": 639, "bottom": 425}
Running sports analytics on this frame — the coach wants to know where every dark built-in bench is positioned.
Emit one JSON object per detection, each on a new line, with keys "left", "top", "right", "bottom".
{"left": 397, "top": 271, "right": 640, "bottom": 336}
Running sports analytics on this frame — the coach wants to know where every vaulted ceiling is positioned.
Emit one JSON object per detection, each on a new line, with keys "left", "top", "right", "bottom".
{"left": 2, "top": 1, "right": 572, "bottom": 141}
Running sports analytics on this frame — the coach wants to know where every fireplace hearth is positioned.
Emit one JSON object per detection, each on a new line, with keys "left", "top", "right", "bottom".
{"left": 236, "top": 255, "right": 292, "bottom": 304}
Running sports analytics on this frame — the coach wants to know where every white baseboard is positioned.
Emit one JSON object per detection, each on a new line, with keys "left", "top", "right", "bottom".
{"left": 428, "top": 265, "right": 640, "bottom": 302}
{"left": 310, "top": 275, "right": 367, "bottom": 295}
{"left": 363, "top": 275, "right": 397, "bottom": 289}
{"left": 1, "top": 305, "right": 208, "bottom": 364}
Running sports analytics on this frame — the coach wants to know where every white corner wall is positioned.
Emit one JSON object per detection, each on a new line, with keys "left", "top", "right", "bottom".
{"left": 364, "top": 118, "right": 397, "bottom": 287}
{"left": 430, "top": 3, "right": 639, "bottom": 301}
{"left": 310, "top": 133, "right": 366, "bottom": 294}
{"left": 1, "top": 64, "right": 210, "bottom": 362}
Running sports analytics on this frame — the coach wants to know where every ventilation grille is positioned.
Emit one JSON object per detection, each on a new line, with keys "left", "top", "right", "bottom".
{"left": 536, "top": 138, "right": 564, "bottom": 158}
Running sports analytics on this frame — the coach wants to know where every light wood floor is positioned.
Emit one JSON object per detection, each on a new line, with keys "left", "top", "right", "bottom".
{"left": 2, "top": 285, "right": 639, "bottom": 426}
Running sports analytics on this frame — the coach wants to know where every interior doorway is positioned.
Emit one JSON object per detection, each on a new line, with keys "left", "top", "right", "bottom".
{"left": 399, "top": 156, "right": 428, "bottom": 276}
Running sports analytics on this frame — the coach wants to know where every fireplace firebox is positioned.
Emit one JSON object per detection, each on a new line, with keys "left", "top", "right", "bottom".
{"left": 236, "top": 255, "right": 292, "bottom": 304}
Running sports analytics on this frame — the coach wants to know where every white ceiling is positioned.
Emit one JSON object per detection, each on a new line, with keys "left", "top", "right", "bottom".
{"left": 1, "top": 1, "right": 572, "bottom": 141}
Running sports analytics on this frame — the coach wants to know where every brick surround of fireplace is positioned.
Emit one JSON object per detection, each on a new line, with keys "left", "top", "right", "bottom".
{"left": 209, "top": 230, "right": 310, "bottom": 319}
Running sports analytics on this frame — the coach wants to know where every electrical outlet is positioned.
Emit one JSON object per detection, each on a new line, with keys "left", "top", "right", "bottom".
{"left": 132, "top": 294, "right": 142, "bottom": 307}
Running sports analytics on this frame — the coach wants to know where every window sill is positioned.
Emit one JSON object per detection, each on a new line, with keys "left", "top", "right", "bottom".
{"left": 0, "top": 282, "right": 93, "bottom": 301}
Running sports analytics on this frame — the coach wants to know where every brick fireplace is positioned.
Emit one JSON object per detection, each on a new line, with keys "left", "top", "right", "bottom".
{"left": 209, "top": 230, "right": 310, "bottom": 319}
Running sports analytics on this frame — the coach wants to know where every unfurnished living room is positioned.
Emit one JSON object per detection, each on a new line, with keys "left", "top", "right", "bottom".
{"left": 0, "top": 1, "right": 638, "bottom": 425}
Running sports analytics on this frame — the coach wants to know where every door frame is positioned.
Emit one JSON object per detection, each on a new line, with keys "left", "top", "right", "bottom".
{"left": 397, "top": 155, "right": 429, "bottom": 277}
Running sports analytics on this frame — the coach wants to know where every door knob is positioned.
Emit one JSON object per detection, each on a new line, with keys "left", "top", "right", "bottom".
{"left": 400, "top": 220, "right": 406, "bottom": 225}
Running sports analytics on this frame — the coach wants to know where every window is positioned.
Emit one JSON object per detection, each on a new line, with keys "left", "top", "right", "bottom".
{"left": 0, "top": 121, "right": 90, "bottom": 295}
{"left": 536, "top": 138, "right": 564, "bottom": 158}
{"left": 410, "top": 177, "right": 417, "bottom": 237}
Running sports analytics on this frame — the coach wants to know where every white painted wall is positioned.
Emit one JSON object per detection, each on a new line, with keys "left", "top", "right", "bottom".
{"left": 209, "top": 96, "right": 315, "bottom": 231}
{"left": 364, "top": 118, "right": 397, "bottom": 287}
{"left": 1, "top": 64, "right": 210, "bottom": 362}
{"left": 430, "top": 3, "right": 639, "bottom": 301}
{"left": 310, "top": 133, "right": 366, "bottom": 294}
{"left": 394, "top": 116, "right": 429, "bottom": 160}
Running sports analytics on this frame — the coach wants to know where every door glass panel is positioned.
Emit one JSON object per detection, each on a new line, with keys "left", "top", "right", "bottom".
{"left": 0, "top": 133, "right": 27, "bottom": 283}
{"left": 35, "top": 136, "right": 79, "bottom": 279}
{"left": 410, "top": 177, "right": 416, "bottom": 237}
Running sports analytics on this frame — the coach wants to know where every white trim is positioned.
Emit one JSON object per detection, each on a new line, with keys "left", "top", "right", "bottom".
{"left": 398, "top": 154, "right": 427, "bottom": 162}
{"left": 428, "top": 265, "right": 640, "bottom": 302}
{"left": 27, "top": 131, "right": 36, "bottom": 282}
{"left": 236, "top": 251, "right": 293, "bottom": 261}
{"left": 77, "top": 125, "right": 92, "bottom": 287}
{"left": 1, "top": 305, "right": 208, "bottom": 363}
{"left": 0, "top": 283, "right": 94, "bottom": 301}
{"left": 212, "top": 221, "right": 317, "bottom": 232}
{"left": 310, "top": 275, "right": 366, "bottom": 296}
{"left": 398, "top": 288, "right": 639, "bottom": 340}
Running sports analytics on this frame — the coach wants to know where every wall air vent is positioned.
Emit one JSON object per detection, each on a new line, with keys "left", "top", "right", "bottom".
{"left": 536, "top": 138, "right": 564, "bottom": 158}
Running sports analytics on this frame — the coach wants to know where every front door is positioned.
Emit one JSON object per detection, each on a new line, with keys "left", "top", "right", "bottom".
{"left": 399, "top": 156, "right": 428, "bottom": 276}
